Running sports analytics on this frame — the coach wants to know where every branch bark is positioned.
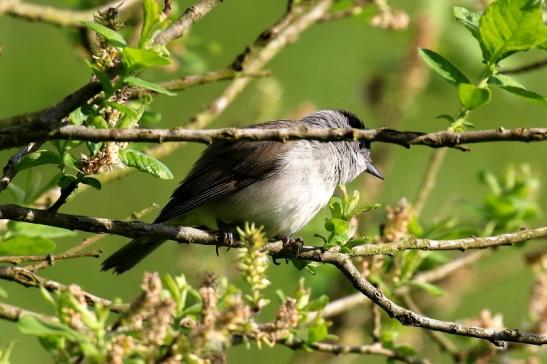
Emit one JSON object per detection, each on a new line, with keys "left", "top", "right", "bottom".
{"left": 0, "top": 301, "right": 57, "bottom": 322}
{"left": 0, "top": 203, "right": 546, "bottom": 345}
{"left": 1, "top": 125, "right": 546, "bottom": 150}
{"left": 0, "top": 0, "right": 140, "bottom": 28}
{"left": 0, "top": 266, "right": 129, "bottom": 313}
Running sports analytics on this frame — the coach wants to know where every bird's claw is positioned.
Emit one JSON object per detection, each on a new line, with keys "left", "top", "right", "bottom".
{"left": 281, "top": 237, "right": 304, "bottom": 255}
{"left": 216, "top": 231, "right": 234, "bottom": 257}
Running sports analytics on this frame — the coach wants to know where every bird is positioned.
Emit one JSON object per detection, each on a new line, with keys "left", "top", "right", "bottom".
{"left": 102, "top": 109, "right": 383, "bottom": 274}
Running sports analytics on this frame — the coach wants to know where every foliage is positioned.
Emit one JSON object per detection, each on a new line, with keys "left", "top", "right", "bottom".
{"left": 15, "top": 272, "right": 332, "bottom": 363}
{"left": 419, "top": 0, "right": 547, "bottom": 131}
{"left": 1, "top": 0, "right": 547, "bottom": 363}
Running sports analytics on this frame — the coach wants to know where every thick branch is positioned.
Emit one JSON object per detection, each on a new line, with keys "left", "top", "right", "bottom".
{"left": 1, "top": 204, "right": 545, "bottom": 256}
{"left": 2, "top": 125, "right": 546, "bottom": 150}
{"left": 0, "top": 204, "right": 545, "bottom": 345}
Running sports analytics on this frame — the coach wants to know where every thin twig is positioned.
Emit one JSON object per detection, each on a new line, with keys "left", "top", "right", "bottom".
{"left": 400, "top": 293, "right": 463, "bottom": 362}
{"left": 320, "top": 251, "right": 485, "bottom": 321}
{"left": 282, "top": 340, "right": 430, "bottom": 364}
{"left": 31, "top": 0, "right": 336, "bottom": 206}
{"left": 328, "top": 255, "right": 546, "bottom": 345}
{"left": 400, "top": 251, "right": 485, "bottom": 293}
{"left": 0, "top": 141, "right": 42, "bottom": 194}
{"left": 153, "top": 0, "right": 223, "bottom": 46}
{"left": 0, "top": 301, "right": 57, "bottom": 322}
{"left": 0, "top": 0, "right": 223, "bottom": 196}
{"left": 0, "top": 249, "right": 101, "bottom": 265}
{"left": 48, "top": 179, "right": 80, "bottom": 212}
{"left": 26, "top": 203, "right": 158, "bottom": 272}
{"left": 413, "top": 148, "right": 448, "bottom": 217}
{"left": 503, "top": 57, "right": 547, "bottom": 75}
{"left": 0, "top": 0, "right": 140, "bottom": 28}
{"left": 370, "top": 303, "right": 382, "bottom": 342}
{"left": 0, "top": 266, "right": 129, "bottom": 313}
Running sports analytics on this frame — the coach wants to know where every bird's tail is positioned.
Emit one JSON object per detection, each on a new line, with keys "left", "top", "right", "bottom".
{"left": 101, "top": 237, "right": 165, "bottom": 274}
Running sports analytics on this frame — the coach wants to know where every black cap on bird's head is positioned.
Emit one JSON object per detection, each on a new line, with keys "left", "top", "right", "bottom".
{"left": 337, "top": 110, "right": 384, "bottom": 180}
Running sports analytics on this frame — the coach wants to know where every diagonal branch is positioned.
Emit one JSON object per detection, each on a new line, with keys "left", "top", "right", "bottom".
{"left": 326, "top": 255, "right": 546, "bottom": 345}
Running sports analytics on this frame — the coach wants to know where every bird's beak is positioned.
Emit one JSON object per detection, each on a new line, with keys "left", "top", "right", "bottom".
{"left": 365, "top": 160, "right": 384, "bottom": 180}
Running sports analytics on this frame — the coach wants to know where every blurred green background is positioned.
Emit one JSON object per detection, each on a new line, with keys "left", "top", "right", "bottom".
{"left": 0, "top": 0, "right": 546, "bottom": 363}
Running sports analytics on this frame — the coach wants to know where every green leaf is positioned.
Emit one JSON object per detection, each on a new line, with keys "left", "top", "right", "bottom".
{"left": 105, "top": 101, "right": 138, "bottom": 119}
{"left": 88, "top": 115, "right": 109, "bottom": 129}
{"left": 116, "top": 96, "right": 153, "bottom": 129}
{"left": 68, "top": 108, "right": 87, "bottom": 126}
{"left": 88, "top": 62, "right": 114, "bottom": 96}
{"left": 81, "top": 176, "right": 102, "bottom": 190}
{"left": 7, "top": 221, "right": 76, "bottom": 238}
{"left": 307, "top": 321, "right": 329, "bottom": 343}
{"left": 82, "top": 22, "right": 127, "bottom": 47}
{"left": 0, "top": 341, "right": 15, "bottom": 364}
{"left": 453, "top": 6, "right": 480, "bottom": 40}
{"left": 457, "top": 83, "right": 491, "bottom": 109}
{"left": 488, "top": 74, "right": 547, "bottom": 103}
{"left": 62, "top": 152, "right": 77, "bottom": 169}
{"left": 291, "top": 258, "right": 309, "bottom": 271}
{"left": 409, "top": 281, "right": 445, "bottom": 297}
{"left": 0, "top": 236, "right": 56, "bottom": 255}
{"left": 18, "top": 315, "right": 87, "bottom": 342}
{"left": 140, "top": 0, "right": 162, "bottom": 48}
{"left": 328, "top": 197, "right": 343, "bottom": 219}
{"left": 124, "top": 76, "right": 176, "bottom": 96}
{"left": 58, "top": 174, "right": 78, "bottom": 189}
{"left": 0, "top": 286, "right": 7, "bottom": 298}
{"left": 478, "top": 0, "right": 547, "bottom": 63}
{"left": 324, "top": 218, "right": 349, "bottom": 234}
{"left": 122, "top": 47, "right": 170, "bottom": 72}
{"left": 418, "top": 48, "right": 470, "bottom": 86}
{"left": 304, "top": 295, "right": 329, "bottom": 312}
{"left": 118, "top": 148, "right": 173, "bottom": 179}
{"left": 16, "top": 151, "right": 63, "bottom": 171}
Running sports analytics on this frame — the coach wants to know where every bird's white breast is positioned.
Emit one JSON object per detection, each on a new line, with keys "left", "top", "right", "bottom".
{"left": 198, "top": 143, "right": 337, "bottom": 238}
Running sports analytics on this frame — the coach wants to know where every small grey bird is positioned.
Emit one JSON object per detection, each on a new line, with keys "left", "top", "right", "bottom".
{"left": 102, "top": 110, "right": 383, "bottom": 274}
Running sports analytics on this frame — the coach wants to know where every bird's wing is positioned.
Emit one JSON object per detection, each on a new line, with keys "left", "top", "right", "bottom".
{"left": 154, "top": 138, "right": 292, "bottom": 223}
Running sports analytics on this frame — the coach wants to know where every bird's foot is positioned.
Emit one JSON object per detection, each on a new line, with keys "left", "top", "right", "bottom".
{"left": 282, "top": 237, "right": 304, "bottom": 255}
{"left": 216, "top": 231, "right": 235, "bottom": 257}
{"left": 272, "top": 237, "right": 304, "bottom": 265}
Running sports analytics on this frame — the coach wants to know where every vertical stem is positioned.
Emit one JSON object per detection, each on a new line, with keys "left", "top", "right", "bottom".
{"left": 413, "top": 148, "right": 448, "bottom": 217}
